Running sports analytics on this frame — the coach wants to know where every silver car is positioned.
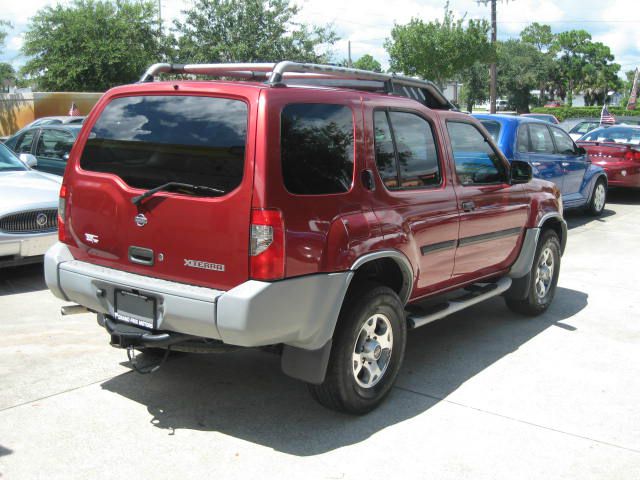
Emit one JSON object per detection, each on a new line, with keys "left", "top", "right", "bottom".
{"left": 0, "top": 143, "right": 61, "bottom": 268}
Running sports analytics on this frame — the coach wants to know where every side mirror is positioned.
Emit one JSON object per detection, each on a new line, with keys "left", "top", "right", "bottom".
{"left": 576, "top": 146, "right": 586, "bottom": 155}
{"left": 19, "top": 153, "right": 38, "bottom": 168}
{"left": 510, "top": 160, "right": 532, "bottom": 184}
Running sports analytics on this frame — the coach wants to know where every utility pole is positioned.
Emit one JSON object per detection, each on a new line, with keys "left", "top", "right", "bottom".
{"left": 348, "top": 41, "right": 353, "bottom": 68}
{"left": 158, "top": 0, "right": 162, "bottom": 34}
{"left": 489, "top": 0, "right": 497, "bottom": 114}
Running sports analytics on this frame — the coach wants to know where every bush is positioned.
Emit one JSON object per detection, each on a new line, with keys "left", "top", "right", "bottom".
{"left": 530, "top": 106, "right": 640, "bottom": 122}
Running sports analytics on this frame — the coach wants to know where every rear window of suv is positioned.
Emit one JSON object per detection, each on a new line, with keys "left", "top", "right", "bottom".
{"left": 281, "top": 103, "right": 354, "bottom": 195}
{"left": 80, "top": 95, "right": 248, "bottom": 192}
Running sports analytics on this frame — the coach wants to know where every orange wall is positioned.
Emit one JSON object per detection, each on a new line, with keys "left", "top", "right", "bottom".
{"left": 0, "top": 92, "right": 102, "bottom": 136}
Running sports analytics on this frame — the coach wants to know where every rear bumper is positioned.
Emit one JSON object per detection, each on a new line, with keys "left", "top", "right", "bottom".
{"left": 595, "top": 163, "right": 640, "bottom": 187}
{"left": 45, "top": 242, "right": 352, "bottom": 351}
{"left": 0, "top": 231, "right": 57, "bottom": 267}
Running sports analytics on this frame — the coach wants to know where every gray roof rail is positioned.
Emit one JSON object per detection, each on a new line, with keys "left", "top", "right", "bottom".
{"left": 139, "top": 61, "right": 455, "bottom": 110}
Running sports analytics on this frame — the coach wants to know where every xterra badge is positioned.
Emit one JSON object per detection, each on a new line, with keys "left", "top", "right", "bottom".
{"left": 184, "top": 259, "right": 225, "bottom": 272}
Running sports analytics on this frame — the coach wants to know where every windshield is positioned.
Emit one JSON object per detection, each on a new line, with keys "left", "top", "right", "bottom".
{"left": 479, "top": 120, "right": 501, "bottom": 142}
{"left": 0, "top": 144, "right": 28, "bottom": 172}
{"left": 80, "top": 95, "right": 248, "bottom": 191}
{"left": 580, "top": 127, "right": 640, "bottom": 145}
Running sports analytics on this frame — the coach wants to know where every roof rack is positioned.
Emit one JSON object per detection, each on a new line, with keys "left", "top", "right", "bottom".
{"left": 139, "top": 61, "right": 455, "bottom": 110}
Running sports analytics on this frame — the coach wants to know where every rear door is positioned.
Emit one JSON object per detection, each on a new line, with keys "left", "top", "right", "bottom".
{"left": 67, "top": 90, "right": 257, "bottom": 291}
{"left": 550, "top": 125, "right": 588, "bottom": 202}
{"left": 527, "top": 123, "right": 565, "bottom": 193}
{"left": 34, "top": 127, "right": 75, "bottom": 176}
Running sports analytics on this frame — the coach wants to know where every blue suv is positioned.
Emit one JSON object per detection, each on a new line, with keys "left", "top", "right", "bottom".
{"left": 473, "top": 114, "right": 608, "bottom": 216}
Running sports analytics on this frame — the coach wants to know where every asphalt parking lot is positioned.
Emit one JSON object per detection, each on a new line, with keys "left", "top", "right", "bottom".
{"left": 1, "top": 190, "right": 639, "bottom": 479}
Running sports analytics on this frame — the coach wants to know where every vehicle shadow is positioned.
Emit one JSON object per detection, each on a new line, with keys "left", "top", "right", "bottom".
{"left": 101, "top": 286, "right": 587, "bottom": 456}
{"left": 0, "top": 264, "right": 47, "bottom": 296}
{"left": 564, "top": 208, "right": 615, "bottom": 230}
{"left": 606, "top": 188, "right": 640, "bottom": 205}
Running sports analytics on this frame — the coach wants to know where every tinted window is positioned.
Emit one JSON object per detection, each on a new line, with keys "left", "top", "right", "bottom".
{"left": 81, "top": 96, "right": 247, "bottom": 191}
{"left": 516, "top": 124, "right": 530, "bottom": 153}
{"left": 373, "top": 111, "right": 398, "bottom": 189}
{"left": 447, "top": 121, "right": 506, "bottom": 185}
{"left": 480, "top": 120, "right": 501, "bottom": 142}
{"left": 581, "top": 127, "right": 640, "bottom": 144}
{"left": 390, "top": 112, "right": 440, "bottom": 188}
{"left": 571, "top": 122, "right": 598, "bottom": 134}
{"left": 0, "top": 144, "right": 27, "bottom": 172}
{"left": 528, "top": 124, "right": 555, "bottom": 154}
{"left": 15, "top": 130, "right": 36, "bottom": 154}
{"left": 550, "top": 127, "right": 576, "bottom": 154}
{"left": 281, "top": 104, "right": 354, "bottom": 195}
{"left": 36, "top": 129, "right": 75, "bottom": 160}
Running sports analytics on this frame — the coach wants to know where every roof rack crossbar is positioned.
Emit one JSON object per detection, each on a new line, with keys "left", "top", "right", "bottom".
{"left": 139, "top": 61, "right": 455, "bottom": 110}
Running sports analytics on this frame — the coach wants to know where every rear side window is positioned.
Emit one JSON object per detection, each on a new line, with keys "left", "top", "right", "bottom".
{"left": 15, "top": 130, "right": 36, "bottom": 154}
{"left": 480, "top": 120, "right": 501, "bottom": 142}
{"left": 373, "top": 110, "right": 441, "bottom": 190}
{"left": 528, "top": 124, "right": 555, "bottom": 154}
{"left": 81, "top": 96, "right": 248, "bottom": 191}
{"left": 281, "top": 104, "right": 354, "bottom": 195}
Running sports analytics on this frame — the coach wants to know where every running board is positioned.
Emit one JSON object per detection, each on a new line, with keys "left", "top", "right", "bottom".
{"left": 407, "top": 277, "right": 512, "bottom": 329}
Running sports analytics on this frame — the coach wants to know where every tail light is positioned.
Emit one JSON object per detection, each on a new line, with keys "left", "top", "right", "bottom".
{"left": 249, "top": 208, "right": 285, "bottom": 280}
{"left": 58, "top": 184, "right": 68, "bottom": 243}
{"left": 624, "top": 147, "right": 640, "bottom": 162}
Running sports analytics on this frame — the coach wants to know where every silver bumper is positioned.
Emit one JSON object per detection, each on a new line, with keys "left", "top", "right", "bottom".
{"left": 45, "top": 243, "right": 352, "bottom": 350}
{"left": 0, "top": 231, "right": 57, "bottom": 262}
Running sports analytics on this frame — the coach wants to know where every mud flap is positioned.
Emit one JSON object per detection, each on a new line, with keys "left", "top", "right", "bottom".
{"left": 281, "top": 339, "right": 333, "bottom": 384}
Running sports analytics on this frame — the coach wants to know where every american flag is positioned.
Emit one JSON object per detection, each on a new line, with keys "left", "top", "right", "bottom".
{"left": 600, "top": 105, "right": 616, "bottom": 125}
{"left": 68, "top": 102, "right": 80, "bottom": 116}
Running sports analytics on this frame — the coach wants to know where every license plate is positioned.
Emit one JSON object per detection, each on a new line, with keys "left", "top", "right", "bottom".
{"left": 114, "top": 290, "right": 156, "bottom": 329}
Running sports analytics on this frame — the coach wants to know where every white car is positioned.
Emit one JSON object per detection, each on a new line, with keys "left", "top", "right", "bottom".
{"left": 0, "top": 144, "right": 61, "bottom": 268}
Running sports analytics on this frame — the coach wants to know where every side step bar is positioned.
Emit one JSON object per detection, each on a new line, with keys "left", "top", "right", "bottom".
{"left": 407, "top": 277, "right": 512, "bottom": 329}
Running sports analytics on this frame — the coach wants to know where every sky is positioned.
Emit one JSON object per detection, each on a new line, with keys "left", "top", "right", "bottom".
{"left": 1, "top": 0, "right": 638, "bottom": 76}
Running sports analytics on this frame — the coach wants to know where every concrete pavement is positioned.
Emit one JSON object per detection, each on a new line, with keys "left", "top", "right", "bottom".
{"left": 0, "top": 190, "right": 639, "bottom": 479}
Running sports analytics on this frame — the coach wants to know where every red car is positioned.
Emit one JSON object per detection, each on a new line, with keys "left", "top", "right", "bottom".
{"left": 577, "top": 125, "right": 640, "bottom": 188}
{"left": 544, "top": 101, "right": 563, "bottom": 108}
{"left": 44, "top": 61, "right": 565, "bottom": 414}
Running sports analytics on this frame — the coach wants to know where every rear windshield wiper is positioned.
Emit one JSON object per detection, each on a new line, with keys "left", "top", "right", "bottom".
{"left": 131, "top": 182, "right": 225, "bottom": 206}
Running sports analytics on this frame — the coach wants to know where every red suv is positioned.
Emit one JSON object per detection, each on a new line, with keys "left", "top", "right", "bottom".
{"left": 45, "top": 62, "right": 566, "bottom": 414}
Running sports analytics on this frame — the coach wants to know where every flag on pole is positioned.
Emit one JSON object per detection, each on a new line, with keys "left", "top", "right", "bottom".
{"left": 68, "top": 102, "right": 80, "bottom": 116}
{"left": 600, "top": 105, "right": 616, "bottom": 125}
{"left": 627, "top": 68, "right": 639, "bottom": 111}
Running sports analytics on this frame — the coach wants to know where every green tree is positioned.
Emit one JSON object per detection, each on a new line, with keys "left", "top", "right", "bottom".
{"left": 0, "top": 19, "right": 11, "bottom": 52}
{"left": 21, "top": 0, "right": 163, "bottom": 91}
{"left": 520, "top": 22, "right": 555, "bottom": 53}
{"left": 520, "top": 23, "right": 558, "bottom": 103}
{"left": 496, "top": 39, "right": 546, "bottom": 113}
{"left": 384, "top": 4, "right": 494, "bottom": 87}
{"left": 173, "top": 0, "right": 337, "bottom": 64}
{"left": 352, "top": 54, "right": 382, "bottom": 72}
{"left": 0, "top": 62, "right": 16, "bottom": 92}
{"left": 459, "top": 61, "right": 489, "bottom": 112}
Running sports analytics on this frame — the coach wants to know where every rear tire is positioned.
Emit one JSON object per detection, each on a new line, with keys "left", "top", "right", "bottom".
{"left": 506, "top": 229, "right": 561, "bottom": 316}
{"left": 308, "top": 283, "right": 406, "bottom": 414}
{"left": 586, "top": 178, "right": 607, "bottom": 217}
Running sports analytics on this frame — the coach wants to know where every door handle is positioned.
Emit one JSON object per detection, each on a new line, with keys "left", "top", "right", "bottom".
{"left": 561, "top": 162, "right": 570, "bottom": 167}
{"left": 461, "top": 201, "right": 476, "bottom": 212}
{"left": 531, "top": 161, "right": 542, "bottom": 167}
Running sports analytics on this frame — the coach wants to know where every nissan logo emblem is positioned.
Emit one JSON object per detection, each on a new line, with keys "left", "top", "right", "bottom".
{"left": 135, "top": 213, "right": 148, "bottom": 227}
{"left": 36, "top": 213, "right": 48, "bottom": 227}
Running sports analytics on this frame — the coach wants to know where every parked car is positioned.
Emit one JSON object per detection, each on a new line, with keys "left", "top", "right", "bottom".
{"left": 4, "top": 125, "right": 82, "bottom": 176}
{"left": 45, "top": 61, "right": 566, "bottom": 414}
{"left": 474, "top": 114, "right": 608, "bottom": 215}
{"left": 0, "top": 143, "right": 61, "bottom": 268}
{"left": 520, "top": 113, "right": 559, "bottom": 124}
{"left": 22, "top": 116, "right": 85, "bottom": 129}
{"left": 576, "top": 125, "right": 640, "bottom": 189}
{"left": 567, "top": 119, "right": 601, "bottom": 140}
{"left": 496, "top": 99, "right": 509, "bottom": 111}
{"left": 544, "top": 101, "right": 563, "bottom": 108}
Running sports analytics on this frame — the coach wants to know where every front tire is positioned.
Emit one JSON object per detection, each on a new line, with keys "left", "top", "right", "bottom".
{"left": 587, "top": 178, "right": 607, "bottom": 216}
{"left": 308, "top": 283, "right": 406, "bottom": 414}
{"left": 506, "top": 229, "right": 561, "bottom": 316}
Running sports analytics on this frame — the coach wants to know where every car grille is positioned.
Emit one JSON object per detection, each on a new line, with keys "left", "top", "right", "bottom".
{"left": 0, "top": 209, "right": 58, "bottom": 234}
